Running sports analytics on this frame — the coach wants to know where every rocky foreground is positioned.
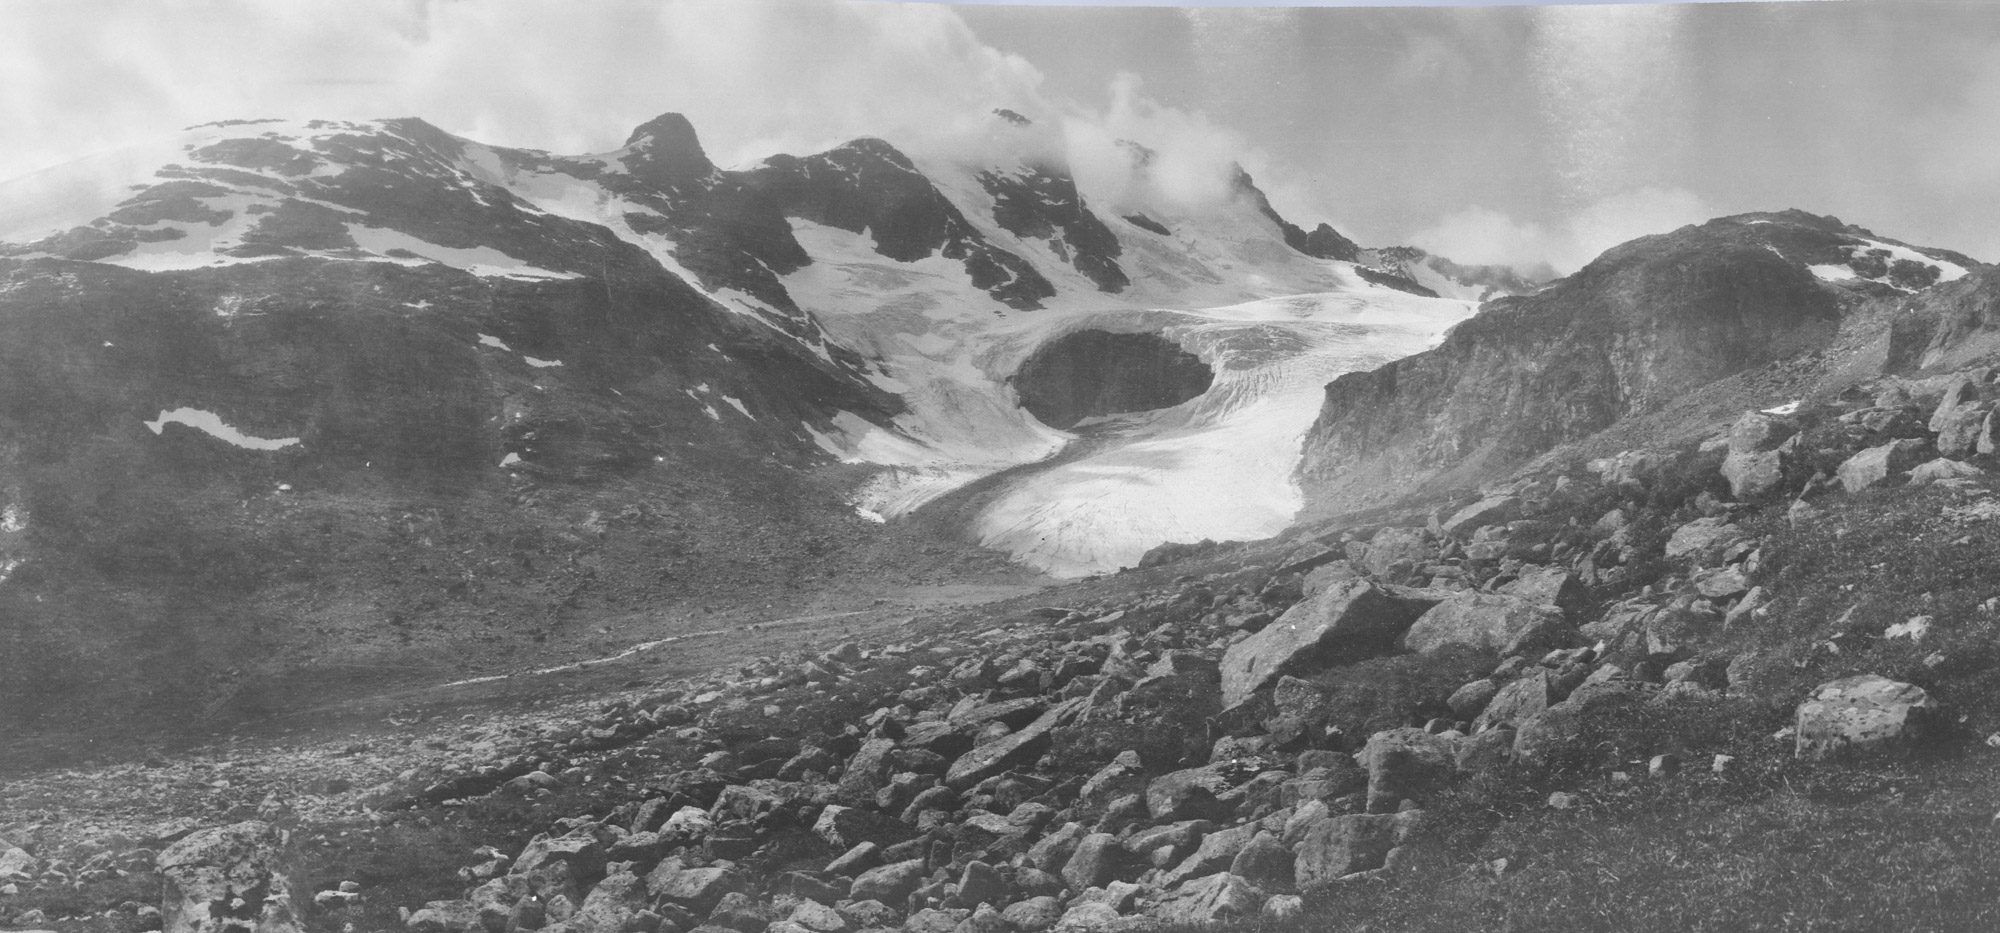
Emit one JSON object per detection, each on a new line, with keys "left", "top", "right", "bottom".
{"left": 12, "top": 360, "right": 2000, "bottom": 932}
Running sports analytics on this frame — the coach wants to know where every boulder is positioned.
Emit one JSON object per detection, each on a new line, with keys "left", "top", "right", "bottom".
{"left": 786, "top": 901, "right": 850, "bottom": 933}
{"left": 1795, "top": 675, "right": 1941, "bottom": 760}
{"left": 1051, "top": 902, "right": 1122, "bottom": 933}
{"left": 1446, "top": 679, "right": 1499, "bottom": 719}
{"left": 1936, "top": 403, "right": 1993, "bottom": 458}
{"left": 405, "top": 901, "right": 481, "bottom": 933}
{"left": 1220, "top": 580, "right": 1438, "bottom": 706}
{"left": 644, "top": 863, "right": 743, "bottom": 916}
{"left": 1909, "top": 458, "right": 1984, "bottom": 486}
{"left": 836, "top": 738, "right": 899, "bottom": 806}
{"left": 1402, "top": 592, "right": 1569, "bottom": 656}
{"left": 848, "top": 859, "right": 927, "bottom": 905}
{"left": 1061, "top": 833, "right": 1133, "bottom": 892}
{"left": 1361, "top": 526, "right": 1432, "bottom": 578}
{"left": 1836, "top": 439, "right": 1931, "bottom": 494}
{"left": 157, "top": 821, "right": 303, "bottom": 933}
{"left": 1152, "top": 872, "right": 1266, "bottom": 923}
{"left": 1664, "top": 518, "right": 1745, "bottom": 562}
{"left": 1000, "top": 897, "right": 1063, "bottom": 933}
{"left": 1229, "top": 832, "right": 1296, "bottom": 892}
{"left": 1158, "top": 823, "right": 1257, "bottom": 888}
{"left": 1720, "top": 412, "right": 1798, "bottom": 499}
{"left": 566, "top": 871, "right": 647, "bottom": 933}
{"left": 1077, "top": 752, "right": 1147, "bottom": 814}
{"left": 945, "top": 699, "right": 1082, "bottom": 790}
{"left": 812, "top": 806, "right": 913, "bottom": 851}
{"left": 1440, "top": 496, "right": 1522, "bottom": 538}
{"left": 1293, "top": 813, "right": 1397, "bottom": 890}
{"left": 1928, "top": 373, "right": 1984, "bottom": 432}
{"left": 1497, "top": 567, "right": 1590, "bottom": 621}
{"left": 1358, "top": 728, "right": 1456, "bottom": 813}
{"left": 956, "top": 860, "right": 1005, "bottom": 907}
{"left": 1472, "top": 670, "right": 1554, "bottom": 732}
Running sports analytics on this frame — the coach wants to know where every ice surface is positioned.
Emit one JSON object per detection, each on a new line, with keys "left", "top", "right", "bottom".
{"left": 144, "top": 407, "right": 300, "bottom": 450}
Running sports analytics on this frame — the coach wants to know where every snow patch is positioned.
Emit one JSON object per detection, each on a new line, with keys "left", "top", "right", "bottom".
{"left": 1, "top": 506, "right": 25, "bottom": 534}
{"left": 523, "top": 356, "right": 563, "bottom": 368}
{"left": 855, "top": 507, "right": 887, "bottom": 524}
{"left": 1762, "top": 400, "right": 1801, "bottom": 415}
{"left": 477, "top": 333, "right": 512, "bottom": 351}
{"left": 144, "top": 407, "right": 300, "bottom": 450}
{"left": 500, "top": 452, "right": 521, "bottom": 467}
{"left": 722, "top": 396, "right": 753, "bottom": 419}
{"left": 344, "top": 224, "right": 579, "bottom": 280}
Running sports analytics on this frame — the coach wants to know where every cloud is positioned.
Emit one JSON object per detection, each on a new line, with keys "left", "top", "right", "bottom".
{"left": 1410, "top": 186, "right": 1711, "bottom": 274}
{"left": 0, "top": 0, "right": 1288, "bottom": 229}
{"left": 0, "top": 0, "right": 1053, "bottom": 179}
{"left": 1530, "top": 3, "right": 1691, "bottom": 203}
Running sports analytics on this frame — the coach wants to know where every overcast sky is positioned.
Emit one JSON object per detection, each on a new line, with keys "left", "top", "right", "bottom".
{"left": 2, "top": 0, "right": 1997, "bottom": 272}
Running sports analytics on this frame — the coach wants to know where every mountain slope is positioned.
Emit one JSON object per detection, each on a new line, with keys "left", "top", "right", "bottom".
{"left": 1296, "top": 211, "right": 1982, "bottom": 516}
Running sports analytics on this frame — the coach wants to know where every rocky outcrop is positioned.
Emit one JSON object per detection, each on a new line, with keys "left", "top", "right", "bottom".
{"left": 1297, "top": 213, "right": 1857, "bottom": 514}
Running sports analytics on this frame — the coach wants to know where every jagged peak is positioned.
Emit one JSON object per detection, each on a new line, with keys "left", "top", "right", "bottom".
{"left": 621, "top": 112, "right": 715, "bottom": 183}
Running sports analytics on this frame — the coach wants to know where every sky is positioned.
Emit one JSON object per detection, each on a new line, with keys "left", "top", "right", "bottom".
{"left": 1, "top": 0, "right": 1997, "bottom": 273}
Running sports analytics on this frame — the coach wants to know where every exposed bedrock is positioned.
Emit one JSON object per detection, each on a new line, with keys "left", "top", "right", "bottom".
{"left": 1011, "top": 330, "right": 1215, "bottom": 430}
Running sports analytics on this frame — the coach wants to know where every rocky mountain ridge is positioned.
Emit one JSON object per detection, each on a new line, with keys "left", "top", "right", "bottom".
{"left": 1296, "top": 210, "right": 1984, "bottom": 518}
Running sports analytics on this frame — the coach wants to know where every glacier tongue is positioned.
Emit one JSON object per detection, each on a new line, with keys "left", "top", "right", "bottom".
{"left": 971, "top": 291, "right": 1472, "bottom": 577}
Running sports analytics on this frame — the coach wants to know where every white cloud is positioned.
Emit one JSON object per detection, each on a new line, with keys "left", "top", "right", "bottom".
{"left": 0, "top": 0, "right": 1288, "bottom": 229}
{"left": 1410, "top": 186, "right": 1711, "bottom": 274}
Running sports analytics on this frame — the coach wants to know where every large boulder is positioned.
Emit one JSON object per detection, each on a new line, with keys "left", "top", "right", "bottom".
{"left": 1293, "top": 813, "right": 1398, "bottom": 891}
{"left": 1439, "top": 496, "right": 1522, "bottom": 538}
{"left": 646, "top": 861, "right": 744, "bottom": 916}
{"left": 1152, "top": 872, "right": 1267, "bottom": 923}
{"left": 1219, "top": 580, "right": 1438, "bottom": 706}
{"left": 1358, "top": 728, "right": 1456, "bottom": 813}
{"left": 1795, "top": 675, "right": 1941, "bottom": 760}
{"left": 1836, "top": 439, "right": 1931, "bottom": 493}
{"left": 1472, "top": 670, "right": 1555, "bottom": 732}
{"left": 1935, "top": 402, "right": 1993, "bottom": 458}
{"left": 156, "top": 821, "right": 303, "bottom": 933}
{"left": 1402, "top": 592, "right": 1569, "bottom": 655}
{"left": 944, "top": 698, "right": 1083, "bottom": 790}
{"left": 1061, "top": 833, "right": 1134, "bottom": 892}
{"left": 1720, "top": 411, "right": 1799, "bottom": 500}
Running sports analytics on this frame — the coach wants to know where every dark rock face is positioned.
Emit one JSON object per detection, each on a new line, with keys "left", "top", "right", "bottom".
{"left": 1297, "top": 214, "right": 1851, "bottom": 514}
{"left": 742, "top": 139, "right": 1057, "bottom": 309}
{"left": 1011, "top": 331, "right": 1214, "bottom": 429}
{"left": 1231, "top": 167, "right": 1360, "bottom": 262}
{"left": 978, "top": 167, "right": 1128, "bottom": 293}
{"left": 1888, "top": 266, "right": 2000, "bottom": 371}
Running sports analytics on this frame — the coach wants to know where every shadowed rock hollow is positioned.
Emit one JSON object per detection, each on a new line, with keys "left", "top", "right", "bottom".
{"left": 1011, "top": 330, "right": 1216, "bottom": 429}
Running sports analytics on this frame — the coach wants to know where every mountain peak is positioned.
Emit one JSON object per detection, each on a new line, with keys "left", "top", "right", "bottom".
{"left": 622, "top": 112, "right": 715, "bottom": 184}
